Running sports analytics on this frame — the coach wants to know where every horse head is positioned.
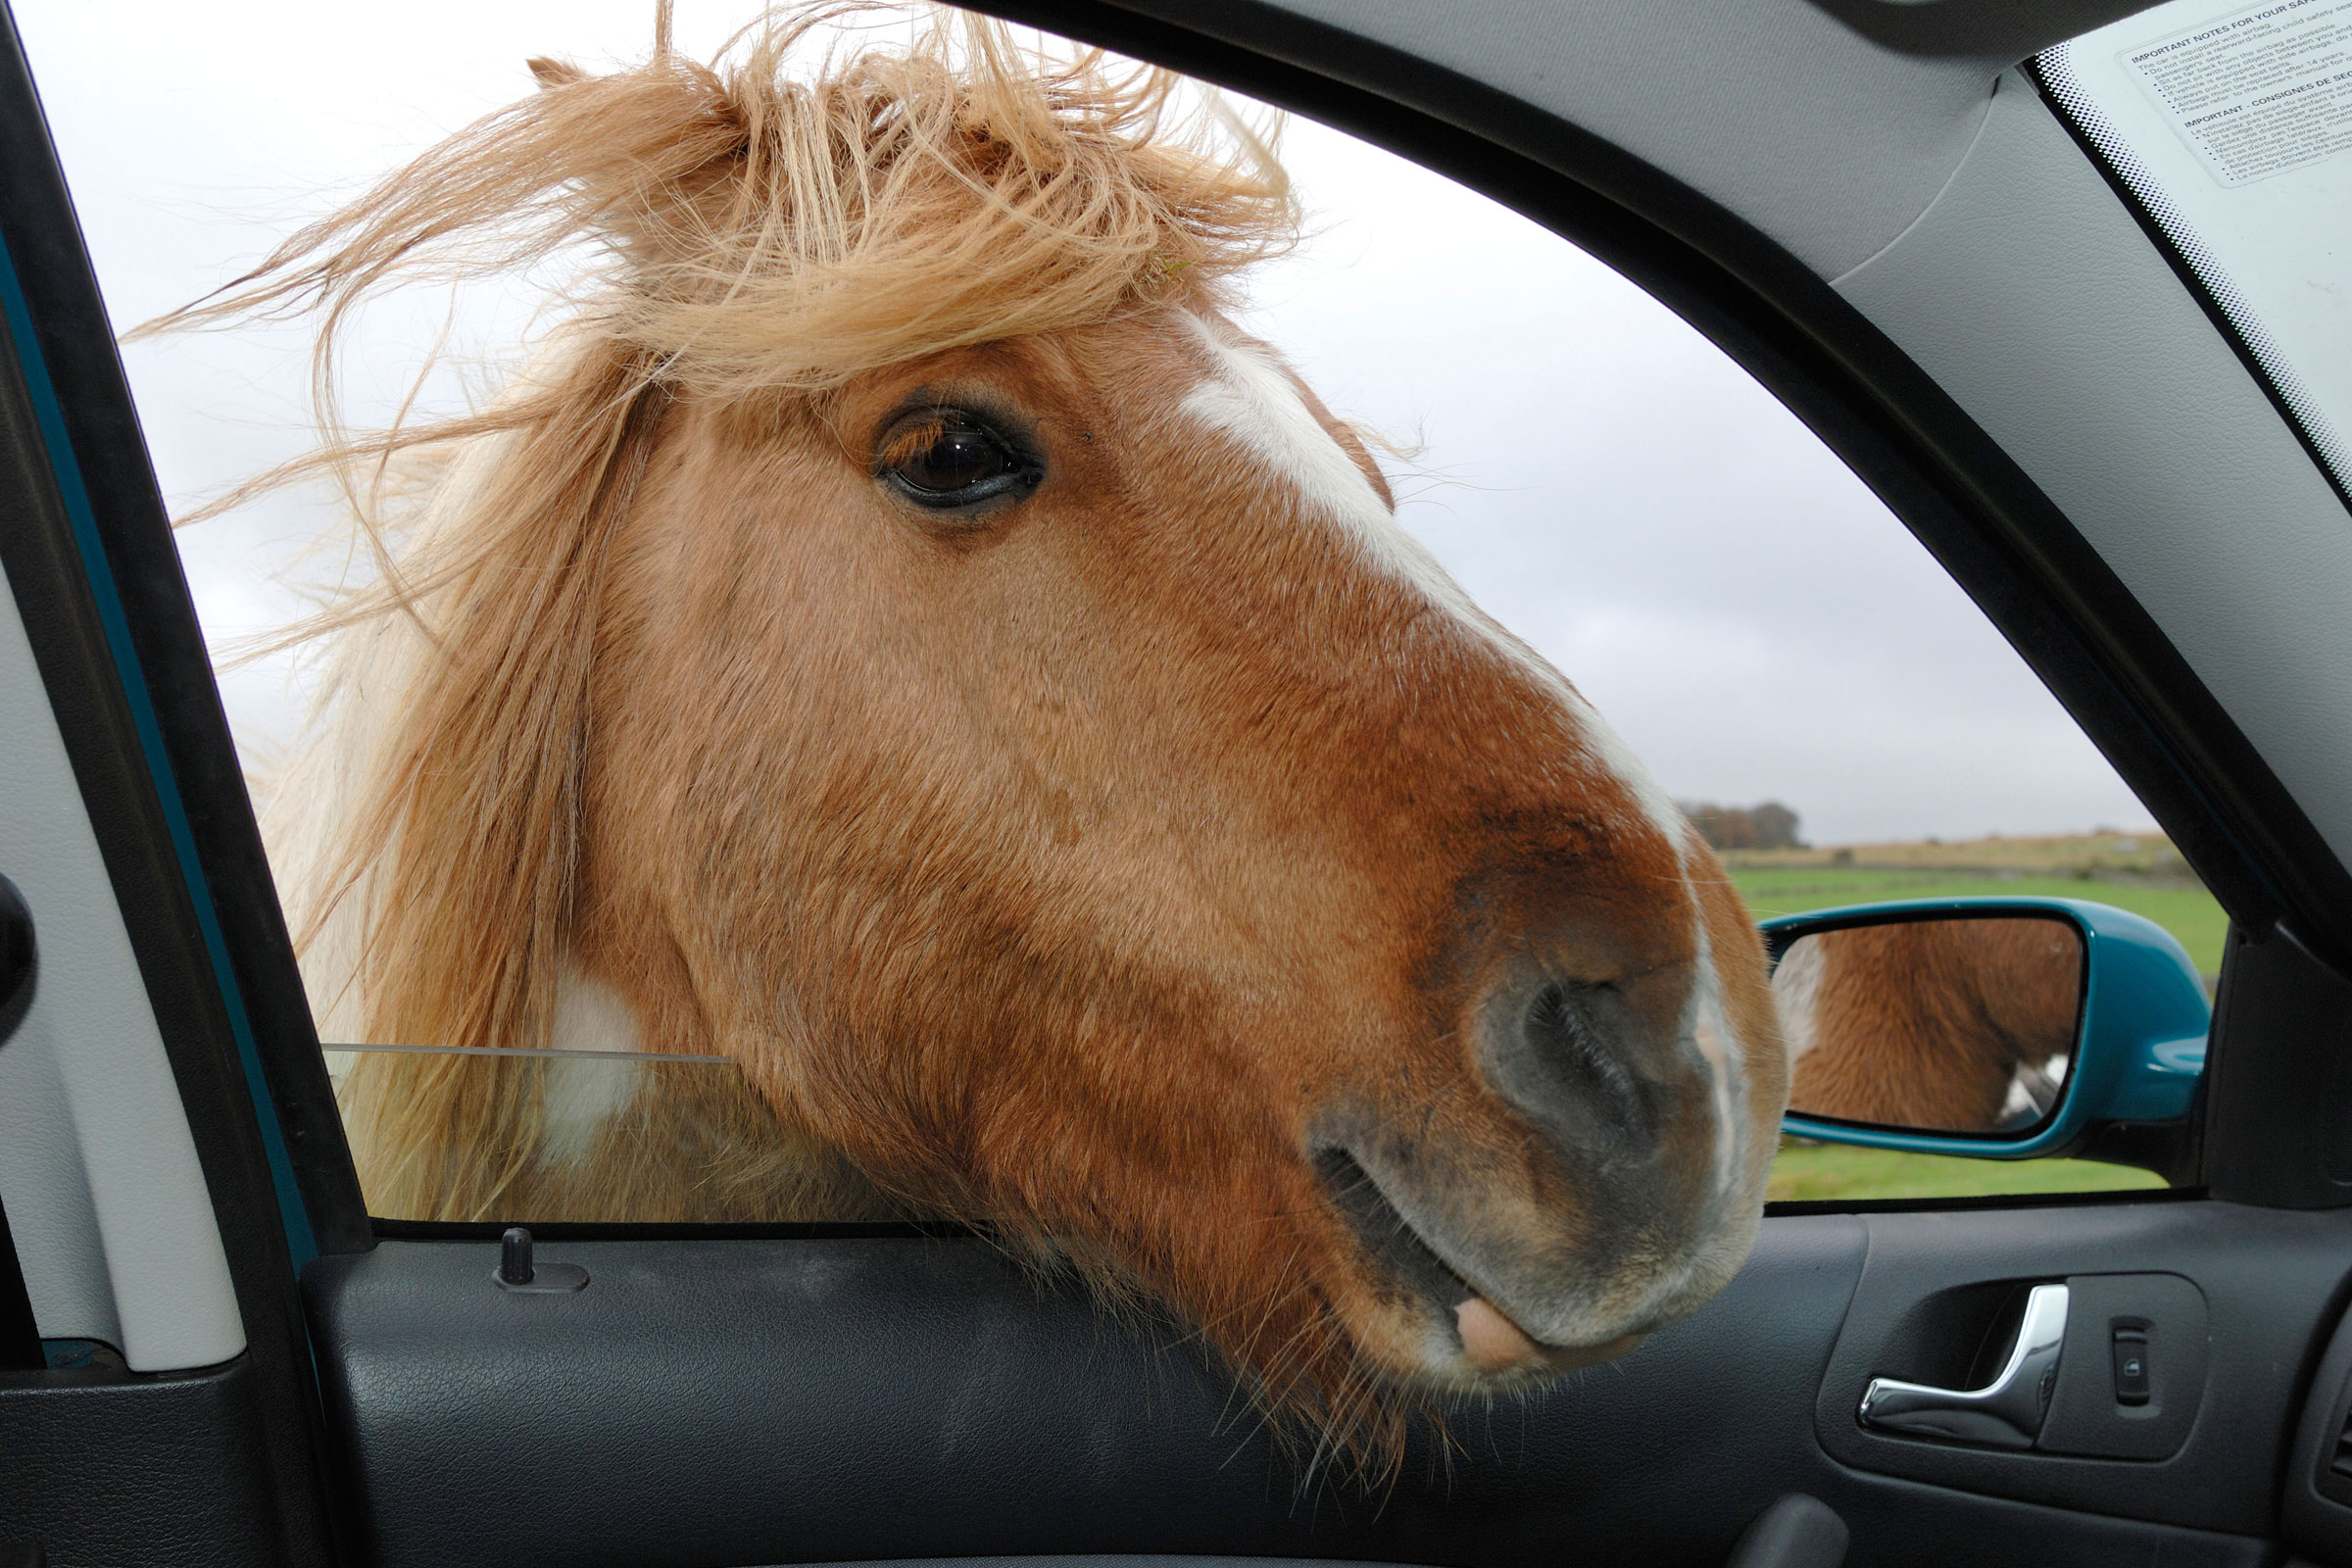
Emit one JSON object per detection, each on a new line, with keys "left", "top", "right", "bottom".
{"left": 188, "top": 4, "right": 1789, "bottom": 1463}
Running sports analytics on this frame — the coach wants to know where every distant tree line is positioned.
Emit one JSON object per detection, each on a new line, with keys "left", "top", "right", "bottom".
{"left": 1680, "top": 801, "right": 1804, "bottom": 851}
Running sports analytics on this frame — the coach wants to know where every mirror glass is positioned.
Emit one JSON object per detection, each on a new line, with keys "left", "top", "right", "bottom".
{"left": 1775, "top": 915, "right": 2086, "bottom": 1137}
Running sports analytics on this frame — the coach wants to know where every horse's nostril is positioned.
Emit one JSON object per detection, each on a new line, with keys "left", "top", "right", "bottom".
{"left": 1519, "top": 982, "right": 1646, "bottom": 1139}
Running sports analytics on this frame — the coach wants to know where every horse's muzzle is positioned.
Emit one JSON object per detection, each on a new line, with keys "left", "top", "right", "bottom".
{"left": 1315, "top": 941, "right": 1747, "bottom": 1377}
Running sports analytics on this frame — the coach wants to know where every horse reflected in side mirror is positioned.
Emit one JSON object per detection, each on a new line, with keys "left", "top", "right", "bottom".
{"left": 1775, "top": 916, "right": 2084, "bottom": 1135}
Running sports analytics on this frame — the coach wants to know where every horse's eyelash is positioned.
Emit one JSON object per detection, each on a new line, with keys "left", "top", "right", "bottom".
{"left": 877, "top": 417, "right": 953, "bottom": 465}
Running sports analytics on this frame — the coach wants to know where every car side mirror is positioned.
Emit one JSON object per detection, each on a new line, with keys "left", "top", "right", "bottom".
{"left": 1761, "top": 898, "right": 2210, "bottom": 1160}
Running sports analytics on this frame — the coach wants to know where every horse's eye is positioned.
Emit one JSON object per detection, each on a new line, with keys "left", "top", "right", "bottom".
{"left": 876, "top": 409, "right": 1042, "bottom": 510}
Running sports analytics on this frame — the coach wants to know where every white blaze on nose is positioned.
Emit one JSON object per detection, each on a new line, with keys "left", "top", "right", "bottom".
{"left": 1179, "top": 316, "right": 1488, "bottom": 626}
{"left": 1685, "top": 912, "right": 1748, "bottom": 1200}
{"left": 1557, "top": 685, "right": 1695, "bottom": 864}
{"left": 1178, "top": 317, "right": 1692, "bottom": 853}
{"left": 1180, "top": 316, "right": 1750, "bottom": 1194}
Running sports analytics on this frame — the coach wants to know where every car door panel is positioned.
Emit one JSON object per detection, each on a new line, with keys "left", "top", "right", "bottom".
{"left": 0, "top": 1356, "right": 282, "bottom": 1568}
{"left": 2282, "top": 1296, "right": 2352, "bottom": 1563}
{"left": 1814, "top": 1200, "right": 2352, "bottom": 1530}
{"left": 304, "top": 1213, "right": 2310, "bottom": 1568}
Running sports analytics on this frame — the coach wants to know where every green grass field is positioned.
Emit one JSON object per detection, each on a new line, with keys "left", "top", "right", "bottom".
{"left": 1728, "top": 865, "right": 2229, "bottom": 977}
{"left": 1729, "top": 846, "right": 2224, "bottom": 1202}
{"left": 1767, "top": 1141, "right": 2166, "bottom": 1202}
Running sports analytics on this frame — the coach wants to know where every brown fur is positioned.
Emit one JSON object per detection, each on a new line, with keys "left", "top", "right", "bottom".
{"left": 1785, "top": 918, "right": 2082, "bottom": 1131}
{"left": 156, "top": 5, "right": 1788, "bottom": 1472}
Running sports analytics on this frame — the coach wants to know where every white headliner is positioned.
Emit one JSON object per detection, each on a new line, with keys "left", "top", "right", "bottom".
{"left": 1250, "top": 0, "right": 2010, "bottom": 279}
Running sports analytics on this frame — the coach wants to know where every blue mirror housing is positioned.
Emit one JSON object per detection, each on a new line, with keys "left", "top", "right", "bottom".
{"left": 1762, "top": 897, "right": 2210, "bottom": 1160}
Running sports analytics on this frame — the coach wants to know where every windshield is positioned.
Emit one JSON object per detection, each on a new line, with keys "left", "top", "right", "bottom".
{"left": 2037, "top": 1, "right": 2352, "bottom": 503}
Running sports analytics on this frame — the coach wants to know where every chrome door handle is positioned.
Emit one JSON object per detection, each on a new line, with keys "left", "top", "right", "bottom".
{"left": 1859, "top": 1283, "right": 2068, "bottom": 1450}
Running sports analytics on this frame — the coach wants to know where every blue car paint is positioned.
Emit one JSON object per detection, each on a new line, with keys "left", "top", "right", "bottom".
{"left": 1762, "top": 897, "right": 2211, "bottom": 1161}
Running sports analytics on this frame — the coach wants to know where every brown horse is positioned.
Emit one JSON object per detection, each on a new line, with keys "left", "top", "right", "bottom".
{"left": 1776, "top": 918, "right": 2082, "bottom": 1132}
{"left": 162, "top": 5, "right": 1788, "bottom": 1461}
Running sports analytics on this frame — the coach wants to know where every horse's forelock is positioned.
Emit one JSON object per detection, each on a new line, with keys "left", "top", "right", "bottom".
{"left": 142, "top": 4, "right": 1297, "bottom": 401}
{"left": 175, "top": 1, "right": 1295, "bottom": 1216}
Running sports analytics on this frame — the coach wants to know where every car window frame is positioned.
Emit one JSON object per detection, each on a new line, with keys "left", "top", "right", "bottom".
{"left": 11, "top": 0, "right": 2351, "bottom": 1272}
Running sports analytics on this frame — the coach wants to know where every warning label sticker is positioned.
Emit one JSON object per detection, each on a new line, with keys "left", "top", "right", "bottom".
{"left": 2126, "top": 0, "right": 2352, "bottom": 185}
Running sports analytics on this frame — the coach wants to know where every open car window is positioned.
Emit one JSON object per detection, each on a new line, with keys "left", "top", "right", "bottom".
{"left": 17, "top": 2, "right": 2220, "bottom": 1239}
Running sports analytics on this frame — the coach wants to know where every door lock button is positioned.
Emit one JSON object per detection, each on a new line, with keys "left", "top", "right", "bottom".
{"left": 2112, "top": 1319, "right": 2151, "bottom": 1406}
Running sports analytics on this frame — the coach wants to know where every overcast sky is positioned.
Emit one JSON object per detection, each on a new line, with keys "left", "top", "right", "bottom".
{"left": 14, "top": 1, "right": 2155, "bottom": 846}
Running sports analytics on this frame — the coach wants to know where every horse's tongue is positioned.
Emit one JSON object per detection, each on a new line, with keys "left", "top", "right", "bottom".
{"left": 1455, "top": 1295, "right": 1546, "bottom": 1372}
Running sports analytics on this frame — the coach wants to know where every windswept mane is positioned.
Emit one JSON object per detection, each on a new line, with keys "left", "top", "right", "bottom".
{"left": 150, "top": 4, "right": 1296, "bottom": 1216}
{"left": 161, "top": 2, "right": 1294, "bottom": 402}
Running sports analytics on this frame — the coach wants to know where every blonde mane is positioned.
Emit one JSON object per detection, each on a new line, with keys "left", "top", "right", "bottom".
{"left": 153, "top": 5, "right": 1296, "bottom": 1218}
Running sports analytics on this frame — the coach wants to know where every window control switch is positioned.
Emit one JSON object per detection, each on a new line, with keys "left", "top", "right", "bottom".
{"left": 2112, "top": 1321, "right": 2151, "bottom": 1406}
